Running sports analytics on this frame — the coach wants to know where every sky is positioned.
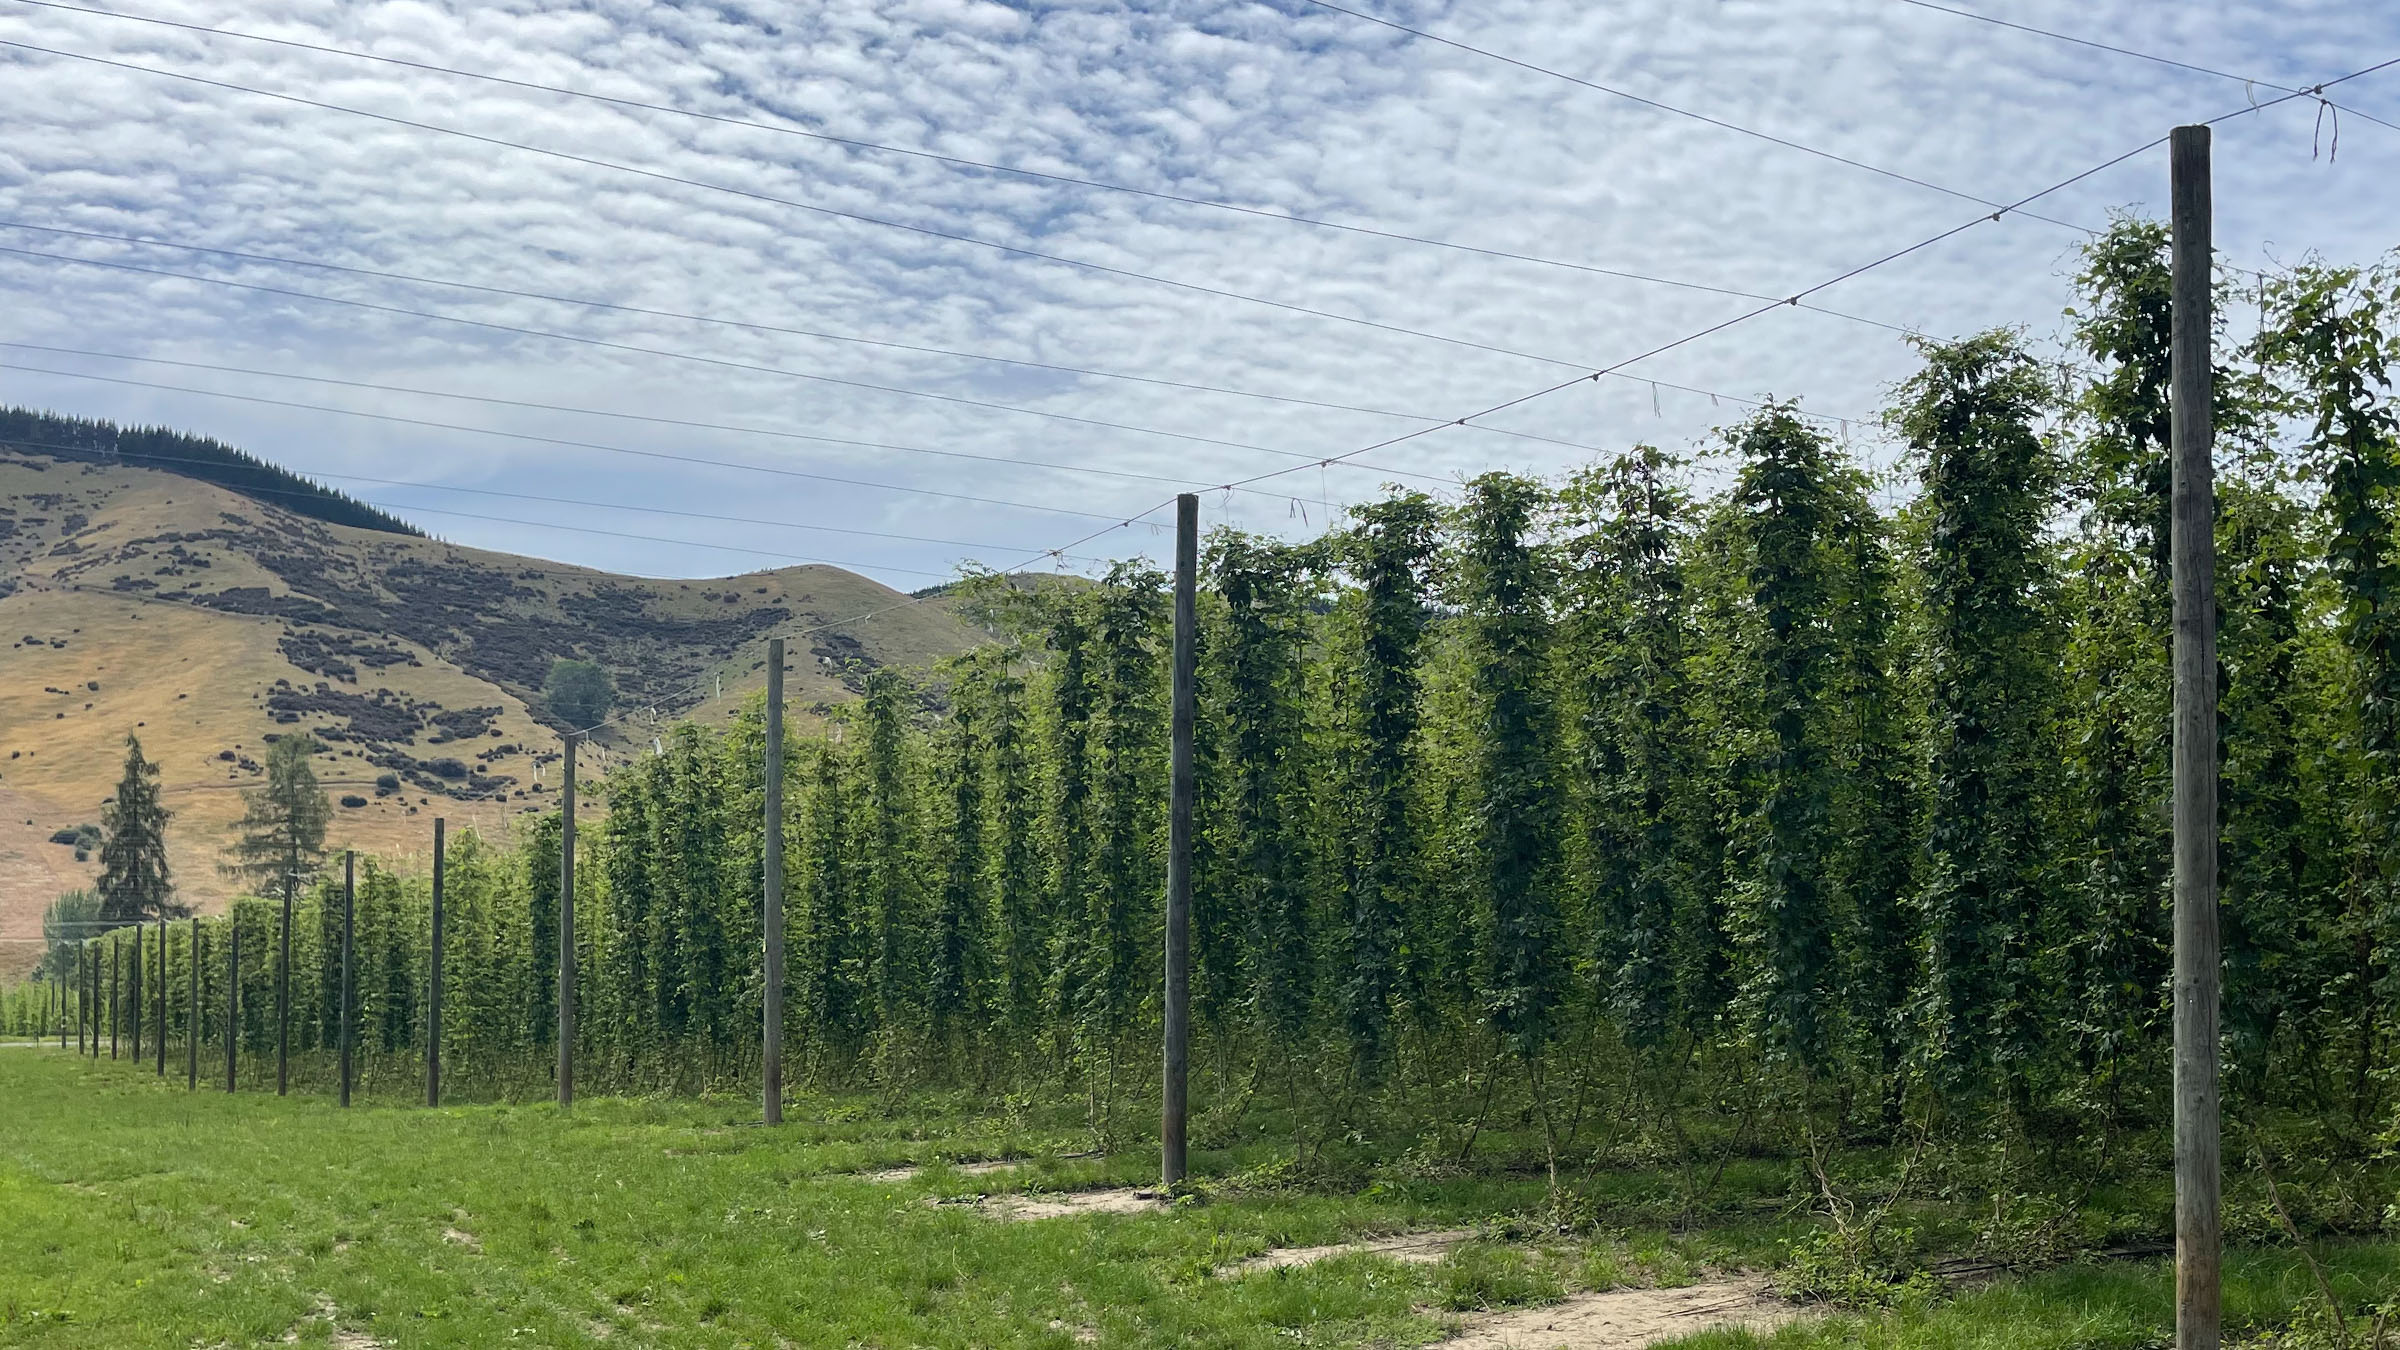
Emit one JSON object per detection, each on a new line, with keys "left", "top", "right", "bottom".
{"left": 0, "top": 0, "right": 2395, "bottom": 588}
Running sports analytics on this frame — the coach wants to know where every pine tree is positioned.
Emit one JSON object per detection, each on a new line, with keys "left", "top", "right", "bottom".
{"left": 222, "top": 734, "right": 332, "bottom": 925}
{"left": 96, "top": 734, "right": 176, "bottom": 923}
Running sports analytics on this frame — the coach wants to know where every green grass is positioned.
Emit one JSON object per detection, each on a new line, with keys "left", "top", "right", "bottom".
{"left": 2, "top": 1045, "right": 2393, "bottom": 1348}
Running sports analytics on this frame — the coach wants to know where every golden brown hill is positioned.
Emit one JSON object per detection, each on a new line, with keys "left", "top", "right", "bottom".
{"left": 0, "top": 449, "right": 995, "bottom": 969}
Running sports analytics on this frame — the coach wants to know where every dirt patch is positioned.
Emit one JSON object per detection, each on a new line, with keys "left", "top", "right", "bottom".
{"left": 864, "top": 1158, "right": 1024, "bottom": 1183}
{"left": 1440, "top": 1277, "right": 1808, "bottom": 1349}
{"left": 984, "top": 1187, "right": 1168, "bottom": 1220}
{"left": 1230, "top": 1229, "right": 1475, "bottom": 1274}
{"left": 440, "top": 1226, "right": 482, "bottom": 1252}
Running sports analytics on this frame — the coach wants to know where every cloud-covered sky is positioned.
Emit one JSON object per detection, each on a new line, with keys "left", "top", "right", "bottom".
{"left": 1, "top": 0, "right": 2394, "bottom": 586}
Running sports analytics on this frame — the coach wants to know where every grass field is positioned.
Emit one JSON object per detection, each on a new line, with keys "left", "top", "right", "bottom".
{"left": 1, "top": 1043, "right": 2393, "bottom": 1349}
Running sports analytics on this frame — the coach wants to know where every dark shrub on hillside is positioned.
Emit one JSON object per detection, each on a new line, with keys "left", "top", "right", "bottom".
{"left": 339, "top": 794, "right": 368, "bottom": 808}
{"left": 428, "top": 758, "right": 468, "bottom": 780}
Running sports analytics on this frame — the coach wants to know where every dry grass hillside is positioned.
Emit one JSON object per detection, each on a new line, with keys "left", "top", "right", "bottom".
{"left": 0, "top": 449, "right": 996, "bottom": 971}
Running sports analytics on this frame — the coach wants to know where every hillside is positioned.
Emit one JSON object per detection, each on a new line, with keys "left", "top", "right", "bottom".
{"left": 0, "top": 446, "right": 995, "bottom": 969}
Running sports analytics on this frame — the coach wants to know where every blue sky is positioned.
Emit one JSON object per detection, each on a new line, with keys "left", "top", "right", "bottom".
{"left": 1, "top": 0, "right": 2395, "bottom": 586}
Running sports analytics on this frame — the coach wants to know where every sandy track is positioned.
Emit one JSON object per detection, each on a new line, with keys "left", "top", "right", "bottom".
{"left": 1442, "top": 1277, "right": 1808, "bottom": 1349}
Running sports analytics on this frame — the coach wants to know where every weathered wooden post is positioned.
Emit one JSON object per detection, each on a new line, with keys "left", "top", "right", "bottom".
{"left": 154, "top": 919, "right": 166, "bottom": 1076}
{"left": 340, "top": 852, "right": 356, "bottom": 1108}
{"left": 428, "top": 818, "right": 446, "bottom": 1108}
{"left": 128, "top": 923, "right": 141, "bottom": 1064}
{"left": 224, "top": 915, "right": 239, "bottom": 1092}
{"left": 763, "top": 639, "right": 787, "bottom": 1126}
{"left": 2170, "top": 122, "right": 2221, "bottom": 1350}
{"left": 110, "top": 933, "right": 120, "bottom": 1060}
{"left": 278, "top": 871, "right": 295, "bottom": 1097}
{"left": 187, "top": 916, "right": 200, "bottom": 1090}
{"left": 1162, "top": 492, "right": 1198, "bottom": 1189}
{"left": 558, "top": 733, "right": 577, "bottom": 1109}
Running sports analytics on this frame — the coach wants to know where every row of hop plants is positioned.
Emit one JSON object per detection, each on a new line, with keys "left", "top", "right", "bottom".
{"left": 10, "top": 226, "right": 2400, "bottom": 1174}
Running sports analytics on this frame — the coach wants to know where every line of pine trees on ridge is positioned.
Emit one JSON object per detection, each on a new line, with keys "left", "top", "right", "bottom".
{"left": 10, "top": 224, "right": 2400, "bottom": 1163}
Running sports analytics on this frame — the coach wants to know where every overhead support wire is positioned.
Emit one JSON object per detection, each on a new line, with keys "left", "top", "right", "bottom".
{"left": 0, "top": 434, "right": 1090, "bottom": 560}
{"left": 1889, "top": 0, "right": 2400, "bottom": 137}
{"left": 0, "top": 238, "right": 1457, "bottom": 488}
{"left": 0, "top": 217, "right": 1887, "bottom": 440}
{"left": 1214, "top": 56, "right": 2400, "bottom": 497}
{"left": 1294, "top": 0, "right": 2097, "bottom": 233}
{"left": 0, "top": 340, "right": 1360, "bottom": 508}
{"left": 0, "top": 35, "right": 1891, "bottom": 399}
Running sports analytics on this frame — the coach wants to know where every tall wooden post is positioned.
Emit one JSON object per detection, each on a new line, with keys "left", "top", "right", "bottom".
{"left": 558, "top": 733, "right": 577, "bottom": 1109}
{"left": 154, "top": 919, "right": 166, "bottom": 1075}
{"left": 763, "top": 639, "right": 787, "bottom": 1126}
{"left": 1162, "top": 491, "right": 1198, "bottom": 1189}
{"left": 82, "top": 944, "right": 93, "bottom": 1056}
{"left": 277, "top": 872, "right": 295, "bottom": 1096}
{"left": 110, "top": 934, "right": 120, "bottom": 1060}
{"left": 224, "top": 916, "right": 239, "bottom": 1092}
{"left": 428, "top": 818, "right": 446, "bottom": 1108}
{"left": 339, "top": 852, "right": 356, "bottom": 1108}
{"left": 187, "top": 917, "right": 199, "bottom": 1089}
{"left": 2170, "top": 122, "right": 2222, "bottom": 1350}
{"left": 129, "top": 923, "right": 141, "bottom": 1064}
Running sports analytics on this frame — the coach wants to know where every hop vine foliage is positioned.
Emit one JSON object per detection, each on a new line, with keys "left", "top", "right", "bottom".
{"left": 1895, "top": 331, "right": 2060, "bottom": 1092}
{"left": 1559, "top": 448, "right": 1693, "bottom": 1053}
{"left": 1456, "top": 472, "right": 1566, "bottom": 1061}
{"left": 1335, "top": 491, "right": 1441, "bottom": 1073}
{"left": 1727, "top": 405, "right": 1854, "bottom": 1073}
{"left": 31, "top": 245, "right": 2400, "bottom": 1171}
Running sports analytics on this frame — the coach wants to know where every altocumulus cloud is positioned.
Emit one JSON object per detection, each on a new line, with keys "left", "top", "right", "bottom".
{"left": 0, "top": 0, "right": 2393, "bottom": 582}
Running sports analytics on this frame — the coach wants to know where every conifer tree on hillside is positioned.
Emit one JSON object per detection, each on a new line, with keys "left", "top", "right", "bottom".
{"left": 224, "top": 735, "right": 332, "bottom": 918}
{"left": 96, "top": 735, "right": 177, "bottom": 923}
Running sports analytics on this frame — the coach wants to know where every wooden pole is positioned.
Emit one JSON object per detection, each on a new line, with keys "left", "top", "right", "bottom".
{"left": 1162, "top": 491, "right": 1198, "bottom": 1189}
{"left": 110, "top": 934, "right": 120, "bottom": 1060}
{"left": 763, "top": 638, "right": 787, "bottom": 1126}
{"left": 187, "top": 917, "right": 199, "bottom": 1090}
{"left": 558, "top": 733, "right": 577, "bottom": 1109}
{"left": 277, "top": 871, "right": 294, "bottom": 1096}
{"left": 129, "top": 922, "right": 141, "bottom": 1064}
{"left": 340, "top": 851, "right": 356, "bottom": 1109}
{"left": 2170, "top": 122, "right": 2222, "bottom": 1350}
{"left": 154, "top": 919, "right": 166, "bottom": 1075}
{"left": 428, "top": 817, "right": 445, "bottom": 1108}
{"left": 224, "top": 916, "right": 239, "bottom": 1092}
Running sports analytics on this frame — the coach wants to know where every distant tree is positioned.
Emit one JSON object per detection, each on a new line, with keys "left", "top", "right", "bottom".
{"left": 40, "top": 888, "right": 101, "bottom": 979}
{"left": 545, "top": 658, "right": 616, "bottom": 730}
{"left": 96, "top": 735, "right": 177, "bottom": 923}
{"left": 224, "top": 735, "right": 333, "bottom": 918}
